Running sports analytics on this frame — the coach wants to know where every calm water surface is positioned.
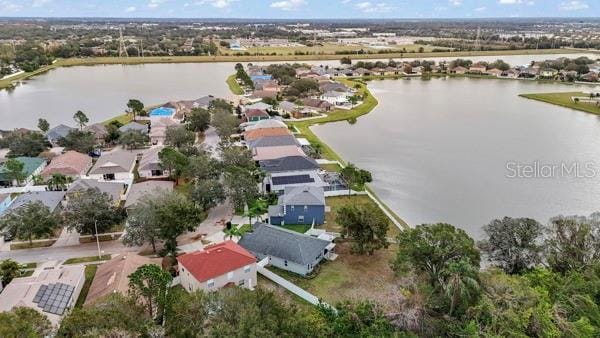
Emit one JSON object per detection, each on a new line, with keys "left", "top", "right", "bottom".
{"left": 313, "top": 77, "right": 600, "bottom": 237}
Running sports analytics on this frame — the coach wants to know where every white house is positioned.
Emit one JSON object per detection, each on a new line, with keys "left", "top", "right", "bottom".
{"left": 87, "top": 149, "right": 136, "bottom": 182}
{"left": 138, "top": 146, "right": 168, "bottom": 179}
{"left": 319, "top": 91, "right": 350, "bottom": 106}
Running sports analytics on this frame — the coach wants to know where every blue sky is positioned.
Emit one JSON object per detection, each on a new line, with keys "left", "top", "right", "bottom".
{"left": 0, "top": 0, "right": 597, "bottom": 18}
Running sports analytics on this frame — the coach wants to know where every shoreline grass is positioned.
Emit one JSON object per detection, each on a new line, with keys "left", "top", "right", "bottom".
{"left": 520, "top": 92, "right": 600, "bottom": 115}
{"left": 0, "top": 48, "right": 586, "bottom": 91}
{"left": 226, "top": 74, "right": 244, "bottom": 95}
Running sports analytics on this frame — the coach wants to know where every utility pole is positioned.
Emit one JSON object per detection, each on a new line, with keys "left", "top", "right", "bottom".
{"left": 94, "top": 220, "right": 101, "bottom": 259}
{"left": 118, "top": 28, "right": 129, "bottom": 58}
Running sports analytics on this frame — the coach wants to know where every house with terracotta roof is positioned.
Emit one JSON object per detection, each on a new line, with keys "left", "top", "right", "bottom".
{"left": 41, "top": 151, "right": 92, "bottom": 179}
{"left": 85, "top": 254, "right": 161, "bottom": 305}
{"left": 450, "top": 66, "right": 468, "bottom": 74}
{"left": 244, "top": 127, "right": 291, "bottom": 141}
{"left": 469, "top": 63, "right": 487, "bottom": 74}
{"left": 177, "top": 240, "right": 257, "bottom": 293}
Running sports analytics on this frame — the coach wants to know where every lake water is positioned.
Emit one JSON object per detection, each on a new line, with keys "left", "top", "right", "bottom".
{"left": 313, "top": 77, "right": 600, "bottom": 237}
{"left": 1, "top": 52, "right": 596, "bottom": 130}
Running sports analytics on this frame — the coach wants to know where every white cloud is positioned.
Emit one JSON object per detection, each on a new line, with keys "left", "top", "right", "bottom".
{"left": 1, "top": 0, "right": 22, "bottom": 11}
{"left": 448, "top": 0, "right": 461, "bottom": 7}
{"left": 341, "top": 0, "right": 352, "bottom": 3}
{"left": 475, "top": 6, "right": 486, "bottom": 11}
{"left": 559, "top": 0, "right": 588, "bottom": 10}
{"left": 193, "top": 0, "right": 238, "bottom": 8}
{"left": 354, "top": 1, "right": 394, "bottom": 13}
{"left": 148, "top": 0, "right": 167, "bottom": 8}
{"left": 125, "top": 6, "right": 136, "bottom": 12}
{"left": 498, "top": 0, "right": 522, "bottom": 4}
{"left": 32, "top": 0, "right": 51, "bottom": 7}
{"left": 270, "top": 0, "right": 306, "bottom": 11}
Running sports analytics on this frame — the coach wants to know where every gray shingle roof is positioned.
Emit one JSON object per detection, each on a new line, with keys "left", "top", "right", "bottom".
{"left": 138, "top": 146, "right": 163, "bottom": 172}
{"left": 89, "top": 150, "right": 136, "bottom": 175}
{"left": 259, "top": 156, "right": 319, "bottom": 173}
{"left": 238, "top": 223, "right": 330, "bottom": 266}
{"left": 7, "top": 191, "right": 66, "bottom": 213}
{"left": 125, "top": 181, "right": 174, "bottom": 208}
{"left": 119, "top": 122, "right": 148, "bottom": 134}
{"left": 68, "top": 179, "right": 124, "bottom": 202}
{"left": 45, "top": 124, "right": 75, "bottom": 142}
{"left": 247, "top": 135, "right": 299, "bottom": 149}
{"left": 282, "top": 186, "right": 325, "bottom": 206}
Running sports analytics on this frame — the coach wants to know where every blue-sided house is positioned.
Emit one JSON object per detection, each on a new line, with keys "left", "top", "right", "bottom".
{"left": 268, "top": 186, "right": 325, "bottom": 226}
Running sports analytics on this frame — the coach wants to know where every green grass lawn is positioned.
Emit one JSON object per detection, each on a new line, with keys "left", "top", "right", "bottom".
{"left": 102, "top": 113, "right": 133, "bottom": 126}
{"left": 520, "top": 92, "right": 600, "bottom": 115}
{"left": 10, "top": 240, "right": 56, "bottom": 250}
{"left": 281, "top": 224, "right": 311, "bottom": 234}
{"left": 319, "top": 163, "right": 343, "bottom": 172}
{"left": 63, "top": 254, "right": 112, "bottom": 265}
{"left": 226, "top": 74, "right": 244, "bottom": 95}
{"left": 22, "top": 262, "right": 37, "bottom": 269}
{"left": 324, "top": 195, "right": 402, "bottom": 237}
{"left": 75, "top": 265, "right": 98, "bottom": 308}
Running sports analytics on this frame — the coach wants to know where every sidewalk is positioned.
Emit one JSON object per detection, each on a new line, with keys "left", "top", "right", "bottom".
{"left": 52, "top": 228, "right": 81, "bottom": 247}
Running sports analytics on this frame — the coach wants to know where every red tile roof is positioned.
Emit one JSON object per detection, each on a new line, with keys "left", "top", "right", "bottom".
{"left": 41, "top": 151, "right": 92, "bottom": 178}
{"left": 177, "top": 240, "right": 256, "bottom": 283}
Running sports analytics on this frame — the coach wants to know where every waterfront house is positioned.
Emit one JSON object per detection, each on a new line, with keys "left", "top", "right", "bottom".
{"left": 301, "top": 98, "right": 332, "bottom": 112}
{"left": 242, "top": 109, "right": 270, "bottom": 124}
{"left": 0, "top": 157, "right": 46, "bottom": 187}
{"left": 319, "top": 81, "right": 350, "bottom": 93}
{"left": 88, "top": 149, "right": 136, "bottom": 181}
{"left": 246, "top": 135, "right": 299, "bottom": 149}
{"left": 268, "top": 186, "right": 325, "bottom": 226}
{"left": 138, "top": 146, "right": 168, "bottom": 179}
{"left": 67, "top": 179, "right": 125, "bottom": 205}
{"left": 252, "top": 145, "right": 306, "bottom": 162}
{"left": 45, "top": 124, "right": 75, "bottom": 146}
{"left": 501, "top": 69, "right": 520, "bottom": 78}
{"left": 320, "top": 91, "right": 350, "bottom": 106}
{"left": 353, "top": 68, "right": 371, "bottom": 76}
{"left": 540, "top": 68, "right": 559, "bottom": 78}
{"left": 119, "top": 122, "right": 148, "bottom": 135}
{"left": 245, "top": 119, "right": 288, "bottom": 131}
{"left": 244, "top": 127, "right": 291, "bottom": 141}
{"left": 149, "top": 118, "right": 179, "bottom": 145}
{"left": 450, "top": 66, "right": 468, "bottom": 74}
{"left": 192, "top": 95, "right": 216, "bottom": 110}
{"left": 0, "top": 265, "right": 85, "bottom": 327}
{"left": 124, "top": 180, "right": 174, "bottom": 209}
{"left": 259, "top": 155, "right": 323, "bottom": 194}
{"left": 85, "top": 254, "right": 161, "bottom": 305}
{"left": 581, "top": 71, "right": 599, "bottom": 82}
{"left": 486, "top": 68, "right": 503, "bottom": 77}
{"left": 249, "top": 90, "right": 277, "bottom": 101}
{"left": 178, "top": 240, "right": 257, "bottom": 293}
{"left": 6, "top": 191, "right": 67, "bottom": 214}
{"left": 468, "top": 64, "right": 487, "bottom": 74}
{"left": 238, "top": 223, "right": 334, "bottom": 276}
{"left": 243, "top": 102, "right": 273, "bottom": 112}
{"left": 41, "top": 150, "right": 92, "bottom": 180}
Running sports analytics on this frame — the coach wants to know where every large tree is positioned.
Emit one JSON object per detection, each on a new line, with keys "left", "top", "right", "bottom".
{"left": 0, "top": 307, "right": 52, "bottom": 338}
{"left": 165, "top": 125, "right": 195, "bottom": 149}
{"left": 479, "top": 217, "right": 543, "bottom": 274}
{"left": 0, "top": 131, "right": 48, "bottom": 157}
{"left": 167, "top": 288, "right": 210, "bottom": 337}
{"left": 191, "top": 179, "right": 225, "bottom": 211}
{"left": 544, "top": 214, "right": 600, "bottom": 273}
{"left": 223, "top": 165, "right": 259, "bottom": 212}
{"left": 58, "top": 130, "right": 96, "bottom": 153}
{"left": 0, "top": 259, "right": 22, "bottom": 287}
{"left": 336, "top": 204, "right": 389, "bottom": 255}
{"left": 0, "top": 201, "right": 59, "bottom": 244}
{"left": 123, "top": 195, "right": 162, "bottom": 253}
{"left": 2, "top": 158, "right": 26, "bottom": 186}
{"left": 319, "top": 300, "right": 397, "bottom": 337}
{"left": 73, "top": 110, "right": 89, "bottom": 130}
{"left": 62, "top": 188, "right": 125, "bottom": 235}
{"left": 393, "top": 223, "right": 481, "bottom": 287}
{"left": 126, "top": 99, "right": 145, "bottom": 120}
{"left": 158, "top": 147, "right": 189, "bottom": 182}
{"left": 128, "top": 264, "right": 173, "bottom": 321}
{"left": 118, "top": 130, "right": 149, "bottom": 150}
{"left": 211, "top": 110, "right": 239, "bottom": 144}
{"left": 37, "top": 118, "right": 49, "bottom": 132}
{"left": 186, "top": 107, "right": 211, "bottom": 133}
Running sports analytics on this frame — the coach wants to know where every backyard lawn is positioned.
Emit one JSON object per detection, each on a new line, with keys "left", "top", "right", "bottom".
{"left": 272, "top": 241, "right": 405, "bottom": 311}
{"left": 520, "top": 92, "right": 600, "bottom": 115}
{"left": 226, "top": 74, "right": 244, "bottom": 95}
{"left": 319, "top": 163, "right": 343, "bottom": 173}
{"left": 281, "top": 224, "right": 311, "bottom": 234}
{"left": 324, "top": 195, "right": 402, "bottom": 238}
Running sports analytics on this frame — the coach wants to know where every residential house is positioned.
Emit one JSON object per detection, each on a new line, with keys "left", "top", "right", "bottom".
{"left": 370, "top": 67, "right": 385, "bottom": 76}
{"left": 292, "top": 107, "right": 318, "bottom": 119}
{"left": 243, "top": 102, "right": 273, "bottom": 112}
{"left": 450, "top": 66, "right": 468, "bottom": 74}
{"left": 254, "top": 79, "right": 280, "bottom": 92}
{"left": 246, "top": 135, "right": 299, "bottom": 149}
{"left": 278, "top": 101, "right": 298, "bottom": 115}
{"left": 124, "top": 181, "right": 174, "bottom": 209}
{"left": 259, "top": 155, "right": 323, "bottom": 194}
{"left": 192, "top": 95, "right": 216, "bottom": 110}
{"left": 87, "top": 149, "right": 136, "bottom": 181}
{"left": 138, "top": 146, "right": 168, "bottom": 179}
{"left": 7, "top": 191, "right": 67, "bottom": 214}
{"left": 119, "top": 122, "right": 148, "bottom": 134}
{"left": 353, "top": 68, "right": 371, "bottom": 76}
{"left": 469, "top": 64, "right": 487, "bottom": 74}
{"left": 519, "top": 67, "right": 538, "bottom": 78}
{"left": 244, "top": 127, "right": 291, "bottom": 141}
{"left": 41, "top": 151, "right": 92, "bottom": 180}
{"left": 244, "top": 119, "right": 287, "bottom": 131}
{"left": 84, "top": 123, "right": 108, "bottom": 146}
{"left": 178, "top": 240, "right": 257, "bottom": 293}
{"left": 0, "top": 157, "right": 46, "bottom": 187}
{"left": 85, "top": 254, "right": 161, "bottom": 305}
{"left": 384, "top": 66, "right": 400, "bottom": 75}
{"left": 149, "top": 118, "right": 179, "bottom": 145}
{"left": 301, "top": 98, "right": 332, "bottom": 112}
{"left": 45, "top": 124, "right": 75, "bottom": 146}
{"left": 581, "top": 72, "right": 599, "bottom": 82}
{"left": 238, "top": 223, "right": 334, "bottom": 276}
{"left": 486, "top": 68, "right": 503, "bottom": 77}
{"left": 67, "top": 179, "right": 125, "bottom": 205}
{"left": 242, "top": 109, "right": 270, "bottom": 124}
{"left": 252, "top": 145, "right": 306, "bottom": 161}
{"left": 0, "top": 193, "right": 12, "bottom": 215}
{"left": 319, "top": 81, "right": 350, "bottom": 93}
{"left": 320, "top": 91, "right": 350, "bottom": 106}
{"left": 249, "top": 90, "right": 277, "bottom": 101}
{"left": 268, "top": 186, "right": 325, "bottom": 226}
{"left": 539, "top": 68, "right": 559, "bottom": 78}
{"left": 501, "top": 69, "right": 520, "bottom": 78}
{"left": 0, "top": 264, "right": 85, "bottom": 327}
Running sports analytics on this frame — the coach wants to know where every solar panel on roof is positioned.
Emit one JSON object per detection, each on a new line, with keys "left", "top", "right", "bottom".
{"left": 272, "top": 175, "right": 314, "bottom": 186}
{"left": 33, "top": 283, "right": 74, "bottom": 315}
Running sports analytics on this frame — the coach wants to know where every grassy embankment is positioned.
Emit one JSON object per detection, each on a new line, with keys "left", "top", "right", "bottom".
{"left": 226, "top": 74, "right": 244, "bottom": 95}
{"left": 75, "top": 265, "right": 98, "bottom": 308}
{"left": 0, "top": 48, "right": 584, "bottom": 91}
{"left": 520, "top": 92, "right": 600, "bottom": 115}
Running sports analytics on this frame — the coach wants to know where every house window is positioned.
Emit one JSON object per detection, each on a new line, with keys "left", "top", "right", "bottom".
{"left": 227, "top": 272, "right": 234, "bottom": 280}
{"left": 103, "top": 173, "right": 115, "bottom": 181}
{"left": 298, "top": 216, "right": 304, "bottom": 223}
{"left": 244, "top": 265, "right": 251, "bottom": 273}
{"left": 290, "top": 205, "right": 295, "bottom": 212}
{"left": 284, "top": 260, "right": 288, "bottom": 267}
{"left": 304, "top": 205, "right": 308, "bottom": 211}
{"left": 207, "top": 279, "right": 215, "bottom": 288}
{"left": 151, "top": 170, "right": 163, "bottom": 176}
{"left": 238, "top": 280, "right": 245, "bottom": 287}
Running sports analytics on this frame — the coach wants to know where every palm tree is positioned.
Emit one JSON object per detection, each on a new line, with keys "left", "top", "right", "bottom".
{"left": 47, "top": 173, "right": 69, "bottom": 191}
{"left": 223, "top": 225, "right": 243, "bottom": 240}
{"left": 245, "top": 199, "right": 268, "bottom": 225}
{"left": 442, "top": 259, "right": 480, "bottom": 316}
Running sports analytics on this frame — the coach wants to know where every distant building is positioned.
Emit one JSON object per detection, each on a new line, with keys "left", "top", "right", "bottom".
{"left": 45, "top": 124, "right": 75, "bottom": 146}
{"left": 178, "top": 240, "right": 257, "bottom": 293}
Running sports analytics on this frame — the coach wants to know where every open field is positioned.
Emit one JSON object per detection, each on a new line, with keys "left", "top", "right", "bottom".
{"left": 272, "top": 242, "right": 405, "bottom": 311}
{"left": 226, "top": 43, "right": 439, "bottom": 56}
{"left": 520, "top": 91, "right": 600, "bottom": 115}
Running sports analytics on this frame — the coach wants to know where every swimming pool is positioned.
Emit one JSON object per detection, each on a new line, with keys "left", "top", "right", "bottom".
{"left": 150, "top": 107, "right": 176, "bottom": 117}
